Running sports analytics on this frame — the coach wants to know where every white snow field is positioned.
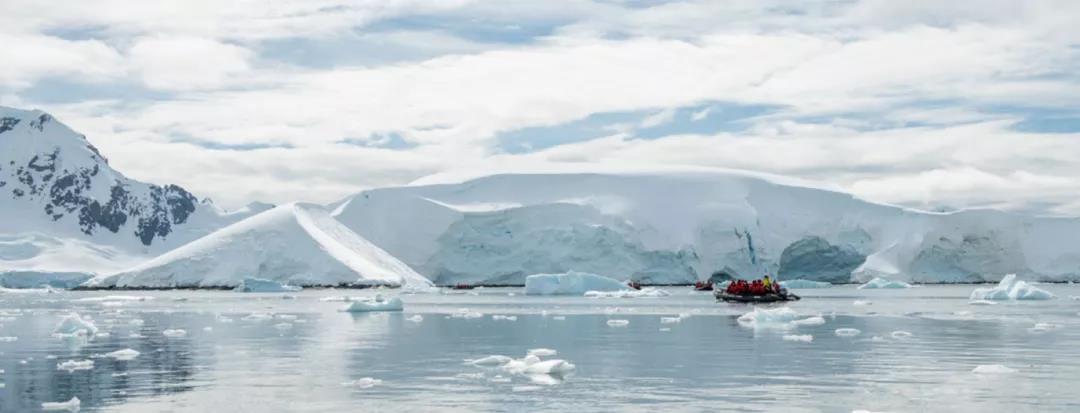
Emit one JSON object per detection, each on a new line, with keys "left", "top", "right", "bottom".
{"left": 969, "top": 274, "right": 1054, "bottom": 300}
{"left": 87, "top": 203, "right": 434, "bottom": 289}
{"left": 524, "top": 271, "right": 629, "bottom": 295}
{"left": 331, "top": 168, "right": 1080, "bottom": 286}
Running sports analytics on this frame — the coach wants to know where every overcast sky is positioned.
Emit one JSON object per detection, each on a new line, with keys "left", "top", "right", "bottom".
{"left": 2, "top": 0, "right": 1079, "bottom": 214}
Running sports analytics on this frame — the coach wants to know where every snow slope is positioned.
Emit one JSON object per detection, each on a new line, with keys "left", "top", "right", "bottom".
{"left": 332, "top": 170, "right": 1080, "bottom": 284}
{"left": 88, "top": 203, "right": 433, "bottom": 289}
{"left": 0, "top": 106, "right": 264, "bottom": 281}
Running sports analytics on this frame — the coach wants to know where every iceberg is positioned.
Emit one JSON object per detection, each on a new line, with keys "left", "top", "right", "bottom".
{"left": 342, "top": 377, "right": 382, "bottom": 389}
{"left": 737, "top": 307, "right": 824, "bottom": 330}
{"left": 972, "top": 364, "right": 1016, "bottom": 374}
{"left": 41, "top": 396, "right": 81, "bottom": 412}
{"left": 524, "top": 271, "right": 628, "bottom": 296}
{"left": 56, "top": 360, "right": 94, "bottom": 372}
{"left": 54, "top": 313, "right": 98, "bottom": 337}
{"left": 969, "top": 274, "right": 1054, "bottom": 301}
{"left": 234, "top": 277, "right": 302, "bottom": 293}
{"left": 779, "top": 279, "right": 832, "bottom": 289}
{"left": 342, "top": 295, "right": 404, "bottom": 312}
{"left": 857, "top": 277, "right": 912, "bottom": 289}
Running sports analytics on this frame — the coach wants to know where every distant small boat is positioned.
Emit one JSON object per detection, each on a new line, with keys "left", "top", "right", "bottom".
{"left": 451, "top": 284, "right": 476, "bottom": 290}
{"left": 694, "top": 281, "right": 714, "bottom": 291}
{"left": 627, "top": 281, "right": 642, "bottom": 290}
{"left": 715, "top": 290, "right": 800, "bottom": 303}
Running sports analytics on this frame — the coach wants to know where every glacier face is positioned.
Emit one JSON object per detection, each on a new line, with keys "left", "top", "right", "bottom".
{"left": 333, "top": 171, "right": 1080, "bottom": 284}
{"left": 0, "top": 106, "right": 262, "bottom": 279}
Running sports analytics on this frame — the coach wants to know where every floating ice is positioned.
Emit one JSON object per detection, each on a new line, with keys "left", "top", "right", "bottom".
{"left": 972, "top": 364, "right": 1016, "bottom": 374}
{"left": 274, "top": 322, "right": 293, "bottom": 330}
{"left": 858, "top": 277, "right": 912, "bottom": 289}
{"left": 853, "top": 300, "right": 872, "bottom": 306}
{"left": 41, "top": 396, "right": 80, "bottom": 412}
{"left": 523, "top": 359, "right": 576, "bottom": 375}
{"left": 342, "top": 377, "right": 382, "bottom": 389}
{"left": 551, "top": 316, "right": 566, "bottom": 321}
{"left": 105, "top": 349, "right": 140, "bottom": 361}
{"left": 783, "top": 334, "right": 813, "bottom": 342}
{"left": 524, "top": 271, "right": 628, "bottom": 295}
{"left": 162, "top": 329, "right": 187, "bottom": 338}
{"left": 342, "top": 295, "right": 404, "bottom": 312}
{"left": 234, "top": 277, "right": 302, "bottom": 293}
{"left": 1028, "top": 323, "right": 1058, "bottom": 333}
{"left": 660, "top": 317, "right": 682, "bottom": 324}
{"left": 891, "top": 331, "right": 913, "bottom": 340}
{"left": 57, "top": 360, "right": 94, "bottom": 372}
{"left": 492, "top": 315, "right": 518, "bottom": 321}
{"left": 584, "top": 288, "right": 671, "bottom": 298}
{"left": 968, "top": 300, "right": 997, "bottom": 306}
{"left": 737, "top": 307, "right": 824, "bottom": 330}
{"left": 969, "top": 274, "right": 1054, "bottom": 301}
{"left": 74, "top": 295, "right": 151, "bottom": 302}
{"left": 835, "top": 328, "right": 861, "bottom": 337}
{"left": 54, "top": 313, "right": 98, "bottom": 337}
{"left": 471, "top": 355, "right": 513, "bottom": 366}
{"left": 406, "top": 315, "right": 424, "bottom": 323}
{"left": 241, "top": 313, "right": 272, "bottom": 321}
{"left": 607, "top": 319, "right": 630, "bottom": 327}
{"left": 528, "top": 348, "right": 557, "bottom": 357}
{"left": 780, "top": 279, "right": 832, "bottom": 289}
{"left": 0, "top": 336, "right": 16, "bottom": 342}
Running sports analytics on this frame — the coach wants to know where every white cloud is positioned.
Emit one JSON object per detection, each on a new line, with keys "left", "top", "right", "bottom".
{"left": 639, "top": 108, "right": 676, "bottom": 129}
{"left": 129, "top": 36, "right": 254, "bottom": 91}
{"left": 0, "top": 33, "right": 124, "bottom": 89}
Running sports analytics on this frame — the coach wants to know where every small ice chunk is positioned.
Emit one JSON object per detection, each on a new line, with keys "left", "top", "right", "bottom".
{"left": 489, "top": 375, "right": 511, "bottom": 383}
{"left": 512, "top": 385, "right": 542, "bottom": 392}
{"left": 342, "top": 377, "right": 382, "bottom": 388}
{"left": 551, "top": 316, "right": 566, "bottom": 321}
{"left": 471, "top": 355, "right": 513, "bottom": 366}
{"left": 105, "top": 349, "right": 140, "bottom": 361}
{"left": 129, "top": 319, "right": 145, "bottom": 326}
{"left": 203, "top": 326, "right": 213, "bottom": 332}
{"left": 607, "top": 319, "right": 630, "bottom": 327}
{"left": 276, "top": 314, "right": 298, "bottom": 321}
{"left": 57, "top": 360, "right": 94, "bottom": 372}
{"left": 523, "top": 359, "right": 576, "bottom": 375}
{"left": 274, "top": 322, "right": 293, "bottom": 330}
{"left": 972, "top": 364, "right": 1016, "bottom": 374}
{"left": 660, "top": 317, "right": 682, "bottom": 324}
{"left": 858, "top": 277, "right": 912, "bottom": 289}
{"left": 853, "top": 300, "right": 872, "bottom": 306}
{"left": 492, "top": 315, "right": 518, "bottom": 321}
{"left": 527, "top": 348, "right": 557, "bottom": 357}
{"left": 54, "top": 313, "right": 98, "bottom": 336}
{"left": 738, "top": 307, "right": 823, "bottom": 329}
{"left": 783, "top": 334, "right": 813, "bottom": 343}
{"left": 835, "top": 328, "right": 861, "bottom": 337}
{"left": 584, "top": 288, "right": 670, "bottom": 298}
{"left": 969, "top": 274, "right": 1054, "bottom": 301}
{"left": 162, "top": 329, "right": 187, "bottom": 338}
{"left": 233, "top": 277, "right": 302, "bottom": 293}
{"left": 890, "top": 331, "right": 913, "bottom": 340}
{"left": 41, "top": 396, "right": 81, "bottom": 412}
{"left": 241, "top": 313, "right": 272, "bottom": 322}
{"left": 0, "top": 336, "right": 16, "bottom": 342}
{"left": 1028, "top": 323, "right": 1058, "bottom": 333}
{"left": 968, "top": 300, "right": 997, "bottom": 306}
{"left": 406, "top": 315, "right": 424, "bottom": 323}
{"left": 659, "top": 327, "right": 671, "bottom": 332}
{"left": 342, "top": 295, "right": 404, "bottom": 313}
{"left": 792, "top": 316, "right": 826, "bottom": 327}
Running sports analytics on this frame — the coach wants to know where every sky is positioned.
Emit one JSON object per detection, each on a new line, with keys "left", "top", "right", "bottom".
{"left": 2, "top": 0, "right": 1079, "bottom": 214}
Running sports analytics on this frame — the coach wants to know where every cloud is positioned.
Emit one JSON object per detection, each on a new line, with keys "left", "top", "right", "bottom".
{"left": 129, "top": 36, "right": 254, "bottom": 91}
{"left": 0, "top": 33, "right": 123, "bottom": 90}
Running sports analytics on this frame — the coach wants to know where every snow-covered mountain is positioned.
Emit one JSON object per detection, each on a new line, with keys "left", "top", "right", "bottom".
{"left": 331, "top": 169, "right": 1080, "bottom": 284}
{"left": 0, "top": 106, "right": 265, "bottom": 282}
{"left": 88, "top": 203, "right": 433, "bottom": 289}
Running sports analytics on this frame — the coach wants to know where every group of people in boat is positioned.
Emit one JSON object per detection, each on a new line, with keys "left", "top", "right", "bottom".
{"left": 724, "top": 275, "right": 782, "bottom": 296}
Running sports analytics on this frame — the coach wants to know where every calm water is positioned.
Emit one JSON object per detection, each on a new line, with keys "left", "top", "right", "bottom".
{"left": 2, "top": 285, "right": 1080, "bottom": 412}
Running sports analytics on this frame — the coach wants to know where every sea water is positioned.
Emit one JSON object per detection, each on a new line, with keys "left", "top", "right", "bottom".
{"left": 1, "top": 285, "right": 1079, "bottom": 412}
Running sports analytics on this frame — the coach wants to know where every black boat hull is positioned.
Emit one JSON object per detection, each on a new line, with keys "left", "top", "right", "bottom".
{"left": 714, "top": 291, "right": 800, "bottom": 303}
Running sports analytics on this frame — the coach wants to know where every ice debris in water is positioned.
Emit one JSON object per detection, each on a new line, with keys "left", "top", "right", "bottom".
{"left": 551, "top": 316, "right": 566, "bottom": 321}
{"left": 471, "top": 355, "right": 513, "bottom": 366}
{"left": 783, "top": 334, "right": 813, "bottom": 343}
{"left": 891, "top": 331, "right": 913, "bottom": 340}
{"left": 341, "top": 377, "right": 382, "bottom": 389}
{"left": 527, "top": 348, "right": 557, "bottom": 357}
{"left": 274, "top": 322, "right": 293, "bottom": 330}
{"left": 1028, "top": 323, "right": 1058, "bottom": 333}
{"left": 737, "top": 307, "right": 824, "bottom": 330}
{"left": 857, "top": 277, "right": 912, "bottom": 289}
{"left": 853, "top": 300, "right": 872, "bottom": 306}
{"left": 54, "top": 313, "right": 98, "bottom": 337}
{"left": 471, "top": 351, "right": 576, "bottom": 381}
{"left": 105, "top": 349, "right": 140, "bottom": 361}
{"left": 972, "top": 364, "right": 1016, "bottom": 374}
{"left": 234, "top": 277, "right": 302, "bottom": 293}
{"left": 584, "top": 288, "right": 671, "bottom": 298}
{"left": 779, "top": 279, "right": 832, "bottom": 289}
{"left": 492, "top": 315, "right": 518, "bottom": 321}
{"left": 57, "top": 360, "right": 94, "bottom": 372}
{"left": 607, "top": 319, "right": 630, "bottom": 327}
{"left": 968, "top": 300, "right": 997, "bottom": 306}
{"left": 969, "top": 274, "right": 1054, "bottom": 301}
{"left": 835, "top": 328, "right": 861, "bottom": 337}
{"left": 660, "top": 316, "right": 682, "bottom": 324}
{"left": 524, "top": 271, "right": 627, "bottom": 295}
{"left": 41, "top": 396, "right": 81, "bottom": 412}
{"left": 406, "top": 315, "right": 424, "bottom": 323}
{"left": 162, "top": 329, "right": 187, "bottom": 338}
{"left": 0, "top": 336, "right": 16, "bottom": 342}
{"left": 342, "top": 295, "right": 404, "bottom": 312}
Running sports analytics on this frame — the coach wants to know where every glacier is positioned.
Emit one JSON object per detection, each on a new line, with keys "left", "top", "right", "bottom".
{"left": 87, "top": 203, "right": 434, "bottom": 289}
{"left": 524, "top": 271, "right": 629, "bottom": 295}
{"left": 331, "top": 169, "right": 1080, "bottom": 285}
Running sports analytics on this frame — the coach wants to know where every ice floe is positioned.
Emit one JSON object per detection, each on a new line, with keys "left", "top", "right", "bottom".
{"left": 890, "top": 331, "right": 913, "bottom": 340}
{"left": 234, "top": 277, "right": 302, "bottom": 293}
{"left": 57, "top": 360, "right": 94, "bottom": 372}
{"left": 783, "top": 334, "right": 813, "bottom": 342}
{"left": 835, "top": 328, "right": 861, "bottom": 337}
{"left": 969, "top": 274, "right": 1054, "bottom": 301}
{"left": 584, "top": 288, "right": 670, "bottom": 298}
{"left": 857, "top": 277, "right": 912, "bottom": 289}
{"left": 737, "top": 307, "right": 824, "bottom": 330}
{"left": 527, "top": 348, "right": 557, "bottom": 357}
{"left": 342, "top": 377, "right": 382, "bottom": 389}
{"left": 780, "top": 279, "right": 832, "bottom": 289}
{"left": 972, "top": 364, "right": 1016, "bottom": 374}
{"left": 162, "top": 329, "right": 187, "bottom": 338}
{"left": 0, "top": 336, "right": 16, "bottom": 342}
{"left": 406, "top": 315, "right": 424, "bottom": 323}
{"left": 607, "top": 319, "right": 630, "bottom": 327}
{"left": 1028, "top": 323, "right": 1058, "bottom": 333}
{"left": 54, "top": 313, "right": 98, "bottom": 337}
{"left": 660, "top": 316, "right": 682, "bottom": 324}
{"left": 524, "top": 271, "right": 628, "bottom": 295}
{"left": 105, "top": 349, "right": 140, "bottom": 360}
{"left": 853, "top": 300, "right": 872, "bottom": 306}
{"left": 41, "top": 396, "right": 80, "bottom": 412}
{"left": 342, "top": 295, "right": 404, "bottom": 312}
{"left": 492, "top": 315, "right": 518, "bottom": 321}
